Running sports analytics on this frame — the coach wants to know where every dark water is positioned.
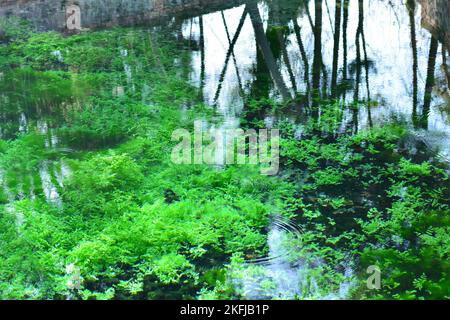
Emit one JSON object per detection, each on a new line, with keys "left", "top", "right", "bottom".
{"left": 175, "top": 0, "right": 450, "bottom": 299}
{"left": 1, "top": 0, "right": 449, "bottom": 299}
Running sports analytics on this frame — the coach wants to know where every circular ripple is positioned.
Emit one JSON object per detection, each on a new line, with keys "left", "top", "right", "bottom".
{"left": 244, "top": 215, "right": 304, "bottom": 266}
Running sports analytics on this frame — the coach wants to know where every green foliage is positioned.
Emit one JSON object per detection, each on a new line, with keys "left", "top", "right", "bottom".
{"left": 0, "top": 200, "right": 68, "bottom": 299}
{"left": 0, "top": 19, "right": 448, "bottom": 301}
{"left": 0, "top": 17, "right": 33, "bottom": 41}
{"left": 59, "top": 97, "right": 152, "bottom": 149}
{"left": 277, "top": 118, "right": 450, "bottom": 300}
{"left": 18, "top": 32, "right": 67, "bottom": 69}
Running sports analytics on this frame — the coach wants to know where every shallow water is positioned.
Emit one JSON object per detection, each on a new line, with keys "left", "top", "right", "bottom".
{"left": 176, "top": 0, "right": 449, "bottom": 299}
{"left": 0, "top": 0, "right": 449, "bottom": 299}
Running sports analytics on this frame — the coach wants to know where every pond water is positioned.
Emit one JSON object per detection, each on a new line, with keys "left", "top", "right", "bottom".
{"left": 156, "top": 0, "right": 448, "bottom": 300}
{"left": 172, "top": 1, "right": 449, "bottom": 298}
{"left": 0, "top": 0, "right": 449, "bottom": 299}
{"left": 181, "top": 0, "right": 449, "bottom": 145}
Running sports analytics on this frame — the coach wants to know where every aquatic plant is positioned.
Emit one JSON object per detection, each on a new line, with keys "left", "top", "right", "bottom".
{"left": 0, "top": 16, "right": 448, "bottom": 301}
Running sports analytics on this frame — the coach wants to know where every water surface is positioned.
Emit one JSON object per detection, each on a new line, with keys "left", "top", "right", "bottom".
{"left": 1, "top": 0, "right": 449, "bottom": 299}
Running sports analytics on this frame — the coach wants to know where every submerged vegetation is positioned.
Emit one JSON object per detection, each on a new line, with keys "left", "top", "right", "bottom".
{"left": 0, "top": 22, "right": 294, "bottom": 300}
{"left": 0, "top": 0, "right": 449, "bottom": 301}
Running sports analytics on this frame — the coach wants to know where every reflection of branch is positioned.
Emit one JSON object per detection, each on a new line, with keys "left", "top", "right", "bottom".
{"left": 277, "top": 30, "right": 297, "bottom": 91}
{"left": 312, "top": 0, "right": 322, "bottom": 95}
{"left": 342, "top": 0, "right": 349, "bottom": 80}
{"left": 354, "top": 1, "right": 362, "bottom": 103}
{"left": 247, "top": 2, "right": 291, "bottom": 100}
{"left": 221, "top": 11, "right": 244, "bottom": 96}
{"left": 350, "top": 6, "right": 361, "bottom": 135}
{"left": 386, "top": 0, "right": 402, "bottom": 27}
{"left": 325, "top": 0, "right": 334, "bottom": 35}
{"left": 331, "top": 0, "right": 342, "bottom": 96}
{"left": 359, "top": 0, "right": 371, "bottom": 128}
{"left": 422, "top": 36, "right": 439, "bottom": 129}
{"left": 443, "top": 47, "right": 450, "bottom": 92}
{"left": 188, "top": 18, "right": 193, "bottom": 48}
{"left": 406, "top": 0, "right": 418, "bottom": 126}
{"left": 293, "top": 20, "right": 310, "bottom": 88}
{"left": 199, "top": 16, "right": 205, "bottom": 96}
{"left": 305, "top": 0, "right": 329, "bottom": 97}
{"left": 361, "top": 40, "right": 369, "bottom": 96}
{"left": 214, "top": 8, "right": 248, "bottom": 103}
{"left": 321, "top": 61, "right": 328, "bottom": 98}
{"left": 304, "top": 1, "right": 315, "bottom": 32}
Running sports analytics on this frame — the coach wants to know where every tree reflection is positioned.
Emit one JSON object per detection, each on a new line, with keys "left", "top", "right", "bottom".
{"left": 181, "top": 0, "right": 447, "bottom": 133}
{"left": 421, "top": 37, "right": 439, "bottom": 129}
{"left": 331, "top": 0, "right": 342, "bottom": 96}
{"left": 247, "top": 1, "right": 291, "bottom": 100}
{"left": 407, "top": 0, "right": 419, "bottom": 127}
{"left": 311, "top": 0, "right": 323, "bottom": 113}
